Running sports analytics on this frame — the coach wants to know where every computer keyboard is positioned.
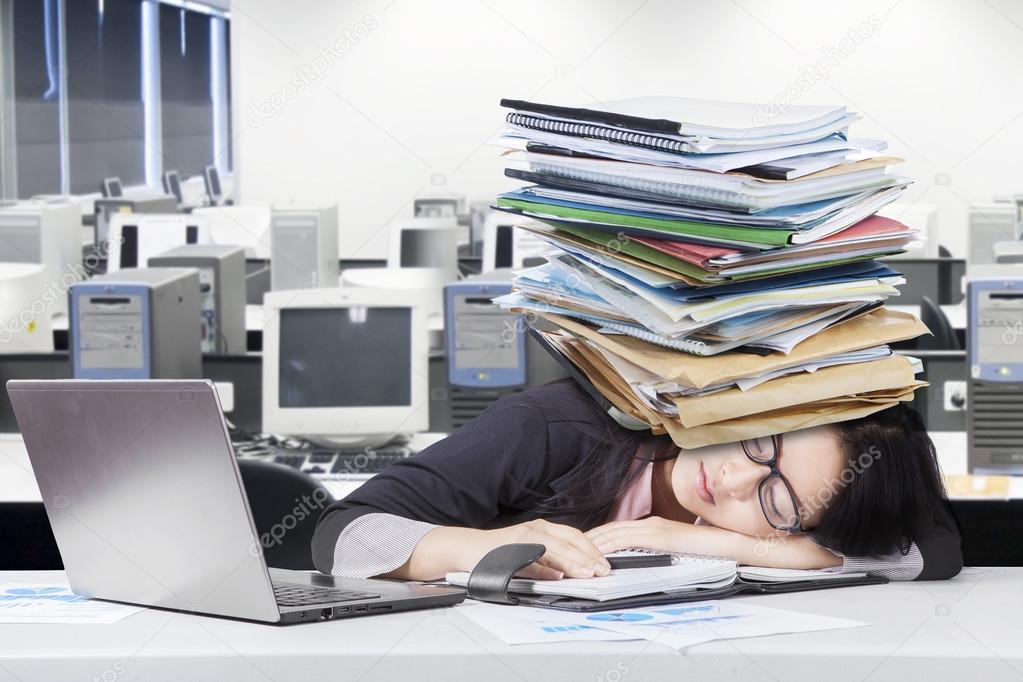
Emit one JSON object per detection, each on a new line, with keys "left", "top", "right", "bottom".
{"left": 272, "top": 583, "right": 381, "bottom": 607}
{"left": 269, "top": 445, "right": 413, "bottom": 480}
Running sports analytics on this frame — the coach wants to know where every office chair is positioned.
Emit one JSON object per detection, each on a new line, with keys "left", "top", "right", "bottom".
{"left": 236, "top": 459, "right": 334, "bottom": 570}
{"left": 918, "top": 296, "right": 960, "bottom": 351}
{"left": 938, "top": 245, "right": 952, "bottom": 258}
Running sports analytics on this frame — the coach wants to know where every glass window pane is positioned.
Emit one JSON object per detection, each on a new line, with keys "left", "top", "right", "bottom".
{"left": 12, "top": 0, "right": 62, "bottom": 198}
{"left": 160, "top": 4, "right": 212, "bottom": 178}
{"left": 66, "top": 0, "right": 146, "bottom": 194}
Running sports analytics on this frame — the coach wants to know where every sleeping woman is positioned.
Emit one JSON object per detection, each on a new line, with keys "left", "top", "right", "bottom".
{"left": 311, "top": 379, "right": 962, "bottom": 582}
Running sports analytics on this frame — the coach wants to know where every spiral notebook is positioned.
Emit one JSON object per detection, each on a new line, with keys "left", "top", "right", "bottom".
{"left": 445, "top": 551, "right": 886, "bottom": 613}
{"left": 505, "top": 111, "right": 859, "bottom": 155}
{"left": 500, "top": 96, "right": 850, "bottom": 138}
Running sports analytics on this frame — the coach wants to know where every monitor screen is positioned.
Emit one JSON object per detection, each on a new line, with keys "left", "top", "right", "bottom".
{"left": 164, "top": 171, "right": 183, "bottom": 203}
{"left": 103, "top": 177, "right": 123, "bottom": 198}
{"left": 494, "top": 225, "right": 514, "bottom": 269}
{"left": 278, "top": 307, "right": 412, "bottom": 408}
{"left": 400, "top": 228, "right": 451, "bottom": 268}
{"left": 204, "top": 166, "right": 222, "bottom": 199}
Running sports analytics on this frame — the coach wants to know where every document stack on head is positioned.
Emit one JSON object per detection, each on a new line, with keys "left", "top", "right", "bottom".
{"left": 492, "top": 96, "right": 929, "bottom": 448}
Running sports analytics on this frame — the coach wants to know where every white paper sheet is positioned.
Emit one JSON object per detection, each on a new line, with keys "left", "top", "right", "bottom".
{"left": 458, "top": 599, "right": 867, "bottom": 649}
{"left": 0, "top": 582, "right": 143, "bottom": 624}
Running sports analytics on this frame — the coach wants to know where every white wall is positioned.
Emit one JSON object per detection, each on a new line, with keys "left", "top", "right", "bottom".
{"left": 230, "top": 0, "right": 1023, "bottom": 259}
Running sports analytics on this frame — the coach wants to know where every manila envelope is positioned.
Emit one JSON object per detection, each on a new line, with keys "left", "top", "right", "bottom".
{"left": 673, "top": 355, "right": 917, "bottom": 428}
{"left": 666, "top": 399, "right": 907, "bottom": 449}
{"left": 544, "top": 306, "right": 928, "bottom": 389}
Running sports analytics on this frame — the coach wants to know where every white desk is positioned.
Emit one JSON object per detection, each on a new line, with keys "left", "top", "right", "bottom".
{"left": 0, "top": 567, "right": 1020, "bottom": 681}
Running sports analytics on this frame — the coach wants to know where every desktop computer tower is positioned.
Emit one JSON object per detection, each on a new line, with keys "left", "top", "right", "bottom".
{"left": 0, "top": 198, "right": 82, "bottom": 315}
{"left": 149, "top": 244, "right": 246, "bottom": 355}
{"left": 442, "top": 273, "right": 569, "bottom": 429}
{"left": 269, "top": 204, "right": 339, "bottom": 292}
{"left": 68, "top": 268, "right": 201, "bottom": 379}
{"left": 966, "top": 266, "right": 1023, "bottom": 473}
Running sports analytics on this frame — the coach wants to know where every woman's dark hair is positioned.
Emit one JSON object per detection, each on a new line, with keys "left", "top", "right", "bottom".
{"left": 809, "top": 403, "right": 950, "bottom": 557}
{"left": 533, "top": 386, "right": 949, "bottom": 558}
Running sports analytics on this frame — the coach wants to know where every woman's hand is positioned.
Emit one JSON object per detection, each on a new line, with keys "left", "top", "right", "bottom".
{"left": 584, "top": 516, "right": 841, "bottom": 570}
{"left": 585, "top": 517, "right": 699, "bottom": 555}
{"left": 389, "top": 519, "right": 611, "bottom": 582}
{"left": 476, "top": 519, "right": 612, "bottom": 580}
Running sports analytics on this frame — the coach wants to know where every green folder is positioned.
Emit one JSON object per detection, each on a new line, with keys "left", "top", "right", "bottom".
{"left": 496, "top": 196, "right": 794, "bottom": 248}
{"left": 543, "top": 222, "right": 899, "bottom": 286}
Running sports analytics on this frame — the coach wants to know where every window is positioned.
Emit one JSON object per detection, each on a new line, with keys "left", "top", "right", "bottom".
{"left": 65, "top": 0, "right": 146, "bottom": 194}
{"left": 11, "top": 0, "right": 62, "bottom": 198}
{"left": 4, "top": 0, "right": 230, "bottom": 198}
{"left": 159, "top": 3, "right": 212, "bottom": 179}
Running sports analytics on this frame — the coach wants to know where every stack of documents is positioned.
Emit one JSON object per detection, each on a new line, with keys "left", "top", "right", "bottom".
{"left": 493, "top": 96, "right": 929, "bottom": 447}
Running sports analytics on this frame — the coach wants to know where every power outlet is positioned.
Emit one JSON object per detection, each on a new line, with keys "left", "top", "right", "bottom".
{"left": 943, "top": 381, "right": 967, "bottom": 412}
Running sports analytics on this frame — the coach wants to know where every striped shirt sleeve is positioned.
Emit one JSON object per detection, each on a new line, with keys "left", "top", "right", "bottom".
{"left": 329, "top": 513, "right": 438, "bottom": 579}
{"left": 834, "top": 542, "right": 925, "bottom": 581}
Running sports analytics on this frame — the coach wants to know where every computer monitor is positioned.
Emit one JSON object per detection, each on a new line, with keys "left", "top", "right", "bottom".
{"left": 0, "top": 264, "right": 54, "bottom": 352}
{"left": 191, "top": 205, "right": 272, "bottom": 259}
{"left": 203, "top": 165, "right": 223, "bottom": 205}
{"left": 261, "top": 288, "right": 430, "bottom": 446}
{"left": 413, "top": 197, "right": 458, "bottom": 219}
{"left": 482, "top": 212, "right": 548, "bottom": 272}
{"left": 162, "top": 170, "right": 184, "bottom": 204}
{"left": 968, "top": 204, "right": 1017, "bottom": 266}
{"left": 387, "top": 217, "right": 458, "bottom": 274}
{"left": 101, "top": 177, "right": 123, "bottom": 198}
{"left": 0, "top": 198, "right": 82, "bottom": 316}
{"left": 444, "top": 278, "right": 526, "bottom": 389}
{"left": 106, "top": 213, "right": 212, "bottom": 272}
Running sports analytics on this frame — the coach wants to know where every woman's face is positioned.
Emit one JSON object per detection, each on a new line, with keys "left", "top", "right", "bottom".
{"left": 670, "top": 427, "right": 847, "bottom": 538}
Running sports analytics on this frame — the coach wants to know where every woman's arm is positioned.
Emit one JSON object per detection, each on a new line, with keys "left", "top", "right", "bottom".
{"left": 585, "top": 517, "right": 841, "bottom": 569}
{"left": 585, "top": 515, "right": 963, "bottom": 580}
{"left": 312, "top": 381, "right": 624, "bottom": 580}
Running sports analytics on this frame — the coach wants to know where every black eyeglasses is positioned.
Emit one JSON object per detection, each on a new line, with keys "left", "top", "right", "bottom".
{"left": 740, "top": 434, "right": 803, "bottom": 533}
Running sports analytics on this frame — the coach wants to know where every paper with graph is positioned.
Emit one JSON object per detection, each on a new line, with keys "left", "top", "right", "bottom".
{"left": 457, "top": 599, "right": 867, "bottom": 648}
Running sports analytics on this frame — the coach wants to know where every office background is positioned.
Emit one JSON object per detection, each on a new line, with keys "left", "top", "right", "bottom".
{"left": 230, "top": 0, "right": 1023, "bottom": 259}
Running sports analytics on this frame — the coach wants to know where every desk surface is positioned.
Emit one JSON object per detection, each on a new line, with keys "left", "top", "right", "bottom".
{"left": 0, "top": 567, "right": 1019, "bottom": 681}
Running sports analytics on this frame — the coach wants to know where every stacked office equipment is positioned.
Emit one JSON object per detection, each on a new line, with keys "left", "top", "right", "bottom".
{"left": 494, "top": 96, "right": 930, "bottom": 447}
{"left": 269, "top": 204, "right": 339, "bottom": 292}
{"left": 966, "top": 266, "right": 1023, "bottom": 473}
{"left": 68, "top": 268, "right": 201, "bottom": 379}
{"left": 149, "top": 244, "right": 247, "bottom": 355}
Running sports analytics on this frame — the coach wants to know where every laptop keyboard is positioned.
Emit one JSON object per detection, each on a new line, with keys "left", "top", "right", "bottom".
{"left": 272, "top": 583, "right": 382, "bottom": 607}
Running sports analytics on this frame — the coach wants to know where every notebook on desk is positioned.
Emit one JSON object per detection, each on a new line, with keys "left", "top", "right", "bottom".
{"left": 446, "top": 552, "right": 887, "bottom": 613}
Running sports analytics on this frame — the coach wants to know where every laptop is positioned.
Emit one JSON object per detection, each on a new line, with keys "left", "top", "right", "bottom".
{"left": 7, "top": 379, "right": 465, "bottom": 624}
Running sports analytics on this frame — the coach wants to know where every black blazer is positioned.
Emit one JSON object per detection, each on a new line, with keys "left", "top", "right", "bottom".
{"left": 311, "top": 379, "right": 962, "bottom": 580}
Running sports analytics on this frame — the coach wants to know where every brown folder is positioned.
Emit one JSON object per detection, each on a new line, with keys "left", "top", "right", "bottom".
{"left": 543, "top": 307, "right": 929, "bottom": 389}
